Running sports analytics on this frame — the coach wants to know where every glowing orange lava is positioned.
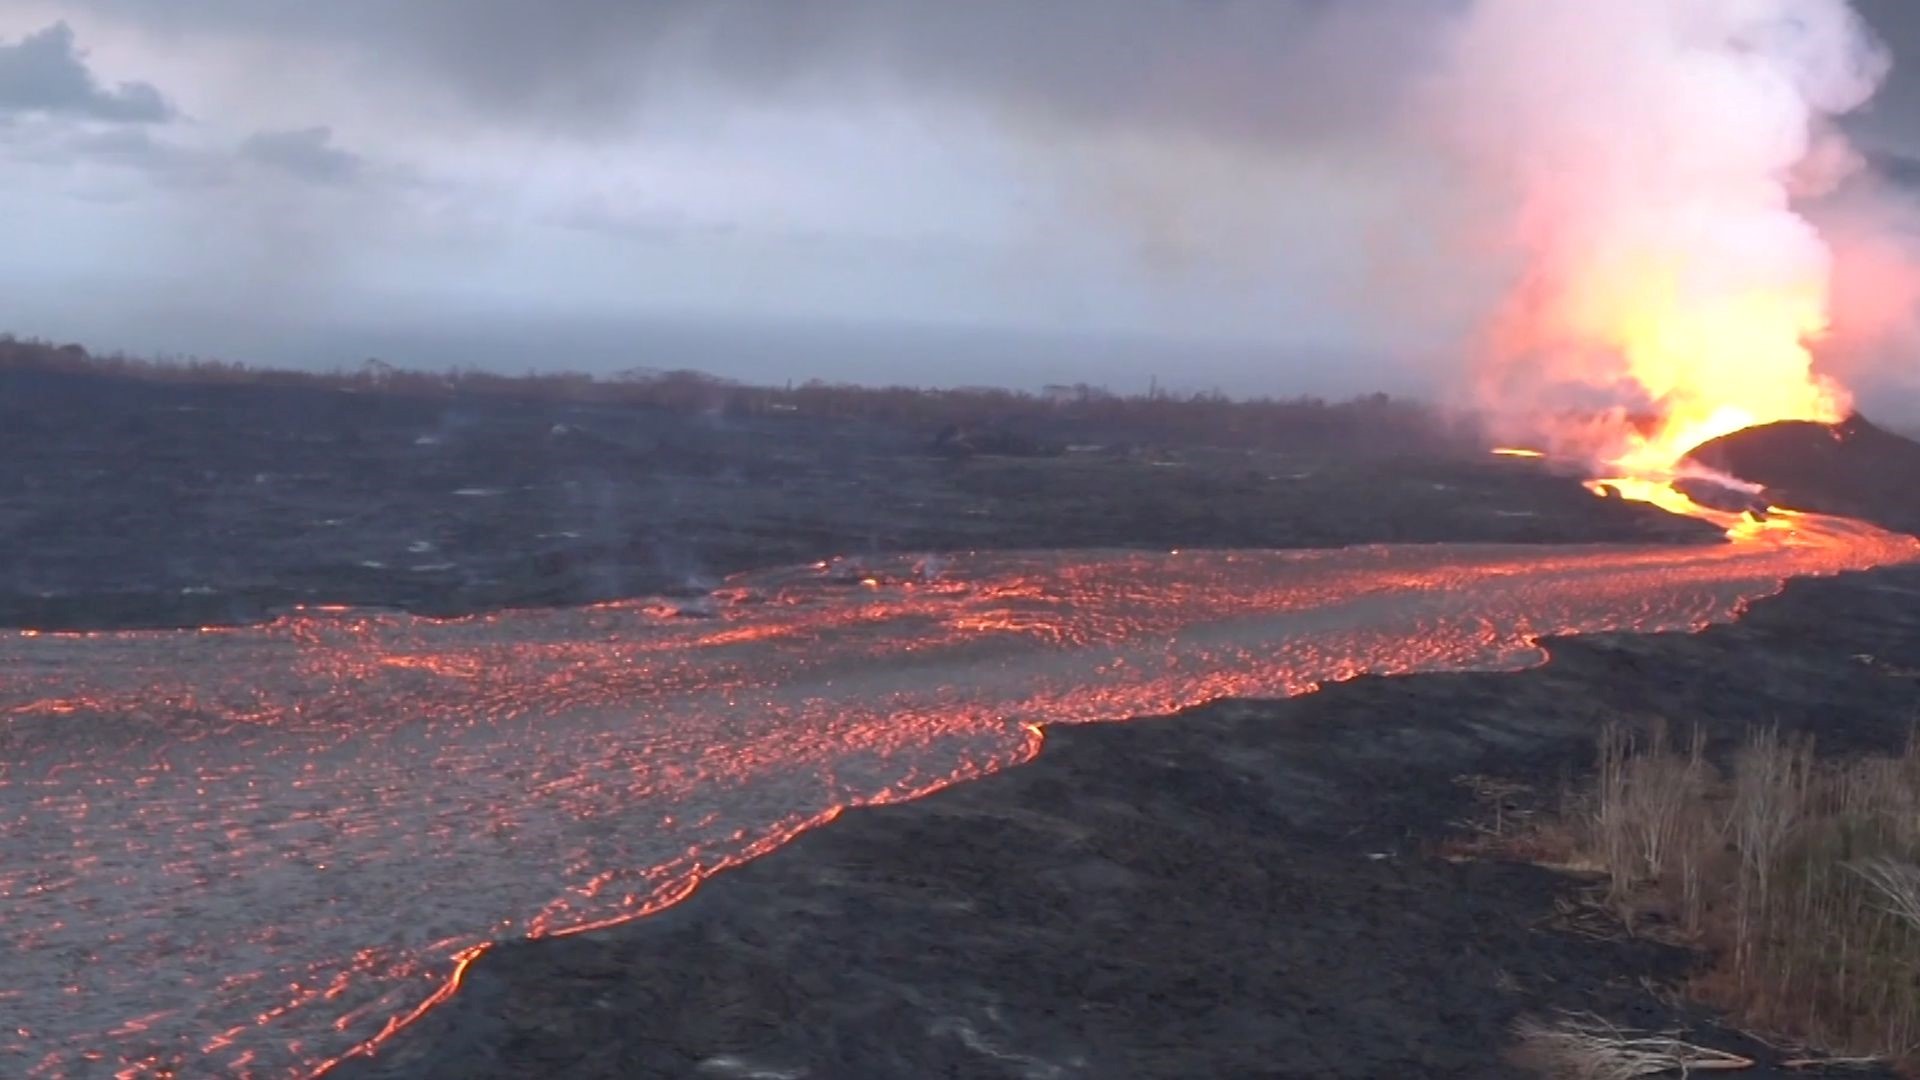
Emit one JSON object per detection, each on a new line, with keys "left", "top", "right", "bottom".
{"left": 1497, "top": 267, "right": 1854, "bottom": 512}
{"left": 3, "top": 521, "right": 1916, "bottom": 1077}
{"left": 1605, "top": 277, "right": 1846, "bottom": 470}
{"left": 1496, "top": 281, "right": 1851, "bottom": 527}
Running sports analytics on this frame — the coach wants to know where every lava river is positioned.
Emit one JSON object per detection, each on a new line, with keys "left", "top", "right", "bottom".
{"left": 3, "top": 515, "right": 1917, "bottom": 1077}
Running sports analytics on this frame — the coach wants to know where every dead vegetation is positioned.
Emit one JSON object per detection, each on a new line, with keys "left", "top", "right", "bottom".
{"left": 1509, "top": 721, "right": 1920, "bottom": 1072}
{"left": 1512, "top": 1013, "right": 1753, "bottom": 1079}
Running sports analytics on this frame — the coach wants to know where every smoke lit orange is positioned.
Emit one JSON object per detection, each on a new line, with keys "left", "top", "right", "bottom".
{"left": 1587, "top": 271, "right": 1848, "bottom": 477}
{"left": 1435, "top": 0, "right": 1888, "bottom": 504}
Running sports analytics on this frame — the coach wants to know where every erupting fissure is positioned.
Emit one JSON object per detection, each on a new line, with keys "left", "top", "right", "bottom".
{"left": 1570, "top": 279, "right": 1852, "bottom": 526}
{"left": 1570, "top": 270, "right": 1851, "bottom": 481}
{"left": 1437, "top": 0, "right": 1900, "bottom": 499}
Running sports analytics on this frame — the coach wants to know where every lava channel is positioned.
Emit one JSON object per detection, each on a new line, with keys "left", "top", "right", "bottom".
{"left": 1, "top": 515, "right": 1916, "bottom": 1077}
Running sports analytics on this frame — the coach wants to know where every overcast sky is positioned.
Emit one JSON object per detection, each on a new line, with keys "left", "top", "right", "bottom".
{"left": 2, "top": 1, "right": 1918, "bottom": 396}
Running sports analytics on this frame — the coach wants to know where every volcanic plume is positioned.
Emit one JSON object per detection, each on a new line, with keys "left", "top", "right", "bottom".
{"left": 1427, "top": 0, "right": 1898, "bottom": 484}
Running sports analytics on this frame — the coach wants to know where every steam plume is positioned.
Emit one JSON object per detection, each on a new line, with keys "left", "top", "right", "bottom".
{"left": 1422, "top": 0, "right": 1895, "bottom": 469}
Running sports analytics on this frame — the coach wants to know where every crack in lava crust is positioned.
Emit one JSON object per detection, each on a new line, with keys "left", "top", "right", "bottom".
{"left": 3, "top": 518, "right": 1916, "bottom": 1077}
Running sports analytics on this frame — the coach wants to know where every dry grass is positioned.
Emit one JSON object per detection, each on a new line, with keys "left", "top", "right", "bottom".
{"left": 1535, "top": 722, "right": 1920, "bottom": 1068}
{"left": 1512, "top": 1013, "right": 1752, "bottom": 1079}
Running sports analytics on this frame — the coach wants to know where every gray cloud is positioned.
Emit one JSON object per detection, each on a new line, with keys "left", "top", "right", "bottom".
{"left": 68, "top": 127, "right": 227, "bottom": 186}
{"left": 1852, "top": 0, "right": 1920, "bottom": 151}
{"left": 0, "top": 22, "right": 171, "bottom": 123}
{"left": 17, "top": 0, "right": 1920, "bottom": 417}
{"left": 239, "top": 126, "right": 362, "bottom": 185}
{"left": 54, "top": 0, "right": 1920, "bottom": 163}
{"left": 73, "top": 1, "right": 1449, "bottom": 144}
{"left": 81, "top": 0, "right": 1920, "bottom": 158}
{"left": 71, "top": 0, "right": 1920, "bottom": 195}
{"left": 0, "top": 117, "right": 224, "bottom": 193}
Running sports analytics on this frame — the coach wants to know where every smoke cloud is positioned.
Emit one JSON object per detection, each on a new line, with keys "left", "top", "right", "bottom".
{"left": 1813, "top": 160, "right": 1920, "bottom": 425}
{"left": 1404, "top": 0, "right": 1914, "bottom": 466}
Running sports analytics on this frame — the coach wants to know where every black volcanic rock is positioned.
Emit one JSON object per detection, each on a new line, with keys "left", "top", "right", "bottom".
{"left": 1688, "top": 414, "right": 1920, "bottom": 535}
{"left": 0, "top": 364, "right": 1717, "bottom": 632}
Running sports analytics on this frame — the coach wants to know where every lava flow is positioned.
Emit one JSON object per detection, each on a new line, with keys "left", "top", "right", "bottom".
{"left": 2, "top": 516, "right": 1917, "bottom": 1078}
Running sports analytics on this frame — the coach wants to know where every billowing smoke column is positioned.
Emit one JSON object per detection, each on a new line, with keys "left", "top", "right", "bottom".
{"left": 1429, "top": 0, "right": 1892, "bottom": 477}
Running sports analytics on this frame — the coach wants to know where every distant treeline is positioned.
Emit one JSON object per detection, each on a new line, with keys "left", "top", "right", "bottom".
{"left": 0, "top": 334, "right": 1476, "bottom": 455}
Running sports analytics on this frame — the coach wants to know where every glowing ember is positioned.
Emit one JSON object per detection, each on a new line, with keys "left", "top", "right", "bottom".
{"left": 1, "top": 520, "right": 1915, "bottom": 1078}
{"left": 1491, "top": 447, "right": 1546, "bottom": 459}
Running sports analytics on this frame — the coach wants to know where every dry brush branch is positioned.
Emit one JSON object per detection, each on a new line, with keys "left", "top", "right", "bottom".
{"left": 1846, "top": 858, "right": 1920, "bottom": 933}
{"left": 1513, "top": 1013, "right": 1753, "bottom": 1079}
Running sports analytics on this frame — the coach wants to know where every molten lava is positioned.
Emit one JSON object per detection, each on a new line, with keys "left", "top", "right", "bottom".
{"left": 1563, "top": 277, "right": 1853, "bottom": 509}
{"left": 2, "top": 519, "right": 1917, "bottom": 1078}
